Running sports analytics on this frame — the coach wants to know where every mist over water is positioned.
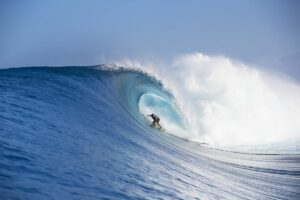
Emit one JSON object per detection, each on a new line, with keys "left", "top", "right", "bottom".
{"left": 117, "top": 53, "right": 300, "bottom": 148}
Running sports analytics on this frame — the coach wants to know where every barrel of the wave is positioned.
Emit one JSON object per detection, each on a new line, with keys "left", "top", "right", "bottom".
{"left": 138, "top": 92, "right": 188, "bottom": 139}
{"left": 110, "top": 69, "right": 188, "bottom": 138}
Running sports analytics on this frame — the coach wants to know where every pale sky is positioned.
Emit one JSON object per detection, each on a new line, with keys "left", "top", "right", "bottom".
{"left": 1, "top": 0, "right": 299, "bottom": 79}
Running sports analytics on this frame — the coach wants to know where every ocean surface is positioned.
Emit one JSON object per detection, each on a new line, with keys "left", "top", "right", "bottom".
{"left": 1, "top": 66, "right": 300, "bottom": 199}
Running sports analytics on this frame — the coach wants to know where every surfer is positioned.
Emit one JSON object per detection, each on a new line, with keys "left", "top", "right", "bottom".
{"left": 148, "top": 113, "right": 161, "bottom": 129}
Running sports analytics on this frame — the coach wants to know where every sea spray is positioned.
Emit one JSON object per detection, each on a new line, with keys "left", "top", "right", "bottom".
{"left": 115, "top": 53, "right": 300, "bottom": 147}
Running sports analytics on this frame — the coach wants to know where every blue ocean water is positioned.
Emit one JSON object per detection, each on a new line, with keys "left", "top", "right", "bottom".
{"left": 0, "top": 66, "right": 300, "bottom": 199}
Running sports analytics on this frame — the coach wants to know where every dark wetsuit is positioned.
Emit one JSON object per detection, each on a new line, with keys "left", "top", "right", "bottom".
{"left": 148, "top": 114, "right": 161, "bottom": 128}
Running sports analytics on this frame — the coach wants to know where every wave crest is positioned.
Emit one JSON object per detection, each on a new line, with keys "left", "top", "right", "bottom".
{"left": 114, "top": 53, "right": 300, "bottom": 147}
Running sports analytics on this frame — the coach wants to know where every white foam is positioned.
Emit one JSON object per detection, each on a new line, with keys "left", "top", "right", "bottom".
{"left": 115, "top": 53, "right": 300, "bottom": 146}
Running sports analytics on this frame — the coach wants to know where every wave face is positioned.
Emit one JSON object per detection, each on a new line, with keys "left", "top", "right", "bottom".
{"left": 1, "top": 66, "right": 300, "bottom": 199}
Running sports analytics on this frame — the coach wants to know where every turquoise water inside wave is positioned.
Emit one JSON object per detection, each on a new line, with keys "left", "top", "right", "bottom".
{"left": 0, "top": 66, "right": 300, "bottom": 199}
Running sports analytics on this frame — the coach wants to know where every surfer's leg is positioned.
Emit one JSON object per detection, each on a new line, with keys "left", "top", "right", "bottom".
{"left": 151, "top": 121, "right": 155, "bottom": 127}
{"left": 157, "top": 119, "right": 161, "bottom": 128}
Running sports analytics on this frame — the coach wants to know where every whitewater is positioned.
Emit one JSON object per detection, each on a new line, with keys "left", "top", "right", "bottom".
{"left": 1, "top": 53, "right": 300, "bottom": 199}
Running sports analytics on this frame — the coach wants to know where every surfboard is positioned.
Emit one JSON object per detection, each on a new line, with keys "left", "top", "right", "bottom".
{"left": 150, "top": 124, "right": 165, "bottom": 132}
